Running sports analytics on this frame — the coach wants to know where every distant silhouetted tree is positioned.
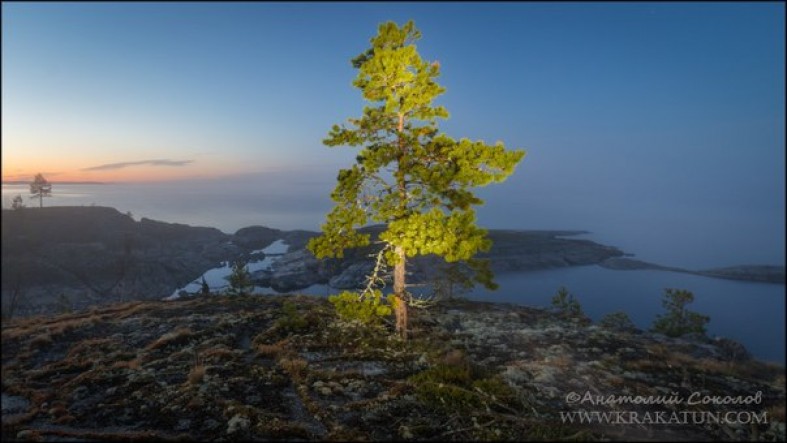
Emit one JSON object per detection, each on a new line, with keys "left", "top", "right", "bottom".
{"left": 29, "top": 173, "right": 52, "bottom": 208}
{"left": 11, "top": 194, "right": 25, "bottom": 210}
{"left": 308, "top": 20, "right": 525, "bottom": 340}
{"left": 200, "top": 276, "right": 210, "bottom": 296}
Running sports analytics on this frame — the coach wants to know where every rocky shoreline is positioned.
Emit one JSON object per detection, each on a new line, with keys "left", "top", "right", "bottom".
{"left": 2, "top": 295, "right": 784, "bottom": 441}
{"left": 1, "top": 208, "right": 624, "bottom": 317}
{"left": 2, "top": 206, "right": 783, "bottom": 319}
{"left": 599, "top": 258, "right": 785, "bottom": 284}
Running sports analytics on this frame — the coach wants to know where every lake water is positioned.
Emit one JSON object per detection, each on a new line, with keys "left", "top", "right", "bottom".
{"left": 3, "top": 183, "right": 784, "bottom": 363}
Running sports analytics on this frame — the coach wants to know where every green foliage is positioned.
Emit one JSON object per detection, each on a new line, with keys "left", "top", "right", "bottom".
{"left": 551, "top": 286, "right": 583, "bottom": 317}
{"left": 651, "top": 288, "right": 710, "bottom": 338}
{"left": 409, "top": 364, "right": 518, "bottom": 413}
{"left": 275, "top": 301, "right": 308, "bottom": 332}
{"left": 328, "top": 290, "right": 393, "bottom": 324}
{"left": 307, "top": 20, "right": 525, "bottom": 300}
{"left": 226, "top": 260, "right": 254, "bottom": 296}
{"left": 599, "top": 311, "right": 638, "bottom": 332}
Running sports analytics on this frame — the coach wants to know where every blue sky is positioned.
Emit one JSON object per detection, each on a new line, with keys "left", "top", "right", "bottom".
{"left": 2, "top": 2, "right": 784, "bottom": 266}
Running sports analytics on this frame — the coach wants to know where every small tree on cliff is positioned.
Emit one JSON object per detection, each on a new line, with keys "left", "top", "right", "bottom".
{"left": 226, "top": 260, "right": 254, "bottom": 296}
{"left": 29, "top": 173, "right": 52, "bottom": 208}
{"left": 651, "top": 288, "right": 709, "bottom": 338}
{"left": 308, "top": 21, "right": 525, "bottom": 339}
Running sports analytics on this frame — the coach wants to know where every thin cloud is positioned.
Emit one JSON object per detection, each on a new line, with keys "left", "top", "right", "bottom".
{"left": 82, "top": 159, "right": 193, "bottom": 171}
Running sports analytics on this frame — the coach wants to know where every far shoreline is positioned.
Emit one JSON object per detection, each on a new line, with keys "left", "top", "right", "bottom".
{"left": 2, "top": 181, "right": 109, "bottom": 185}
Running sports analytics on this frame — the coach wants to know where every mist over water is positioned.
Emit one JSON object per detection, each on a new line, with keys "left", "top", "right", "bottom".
{"left": 3, "top": 175, "right": 784, "bottom": 269}
{"left": 3, "top": 180, "right": 784, "bottom": 362}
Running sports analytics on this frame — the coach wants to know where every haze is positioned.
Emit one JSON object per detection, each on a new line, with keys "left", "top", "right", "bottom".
{"left": 2, "top": 2, "right": 784, "bottom": 269}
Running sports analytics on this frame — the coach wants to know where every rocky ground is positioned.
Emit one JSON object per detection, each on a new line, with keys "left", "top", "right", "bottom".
{"left": 2, "top": 295, "right": 784, "bottom": 441}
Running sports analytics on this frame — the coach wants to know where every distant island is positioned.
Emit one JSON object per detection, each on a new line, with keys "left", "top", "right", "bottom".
{"left": 2, "top": 181, "right": 108, "bottom": 185}
{"left": 599, "top": 257, "right": 785, "bottom": 284}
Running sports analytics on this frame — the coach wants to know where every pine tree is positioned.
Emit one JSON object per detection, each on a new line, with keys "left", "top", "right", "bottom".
{"left": 29, "top": 173, "right": 52, "bottom": 208}
{"left": 226, "top": 260, "right": 253, "bottom": 296}
{"left": 308, "top": 21, "right": 525, "bottom": 339}
{"left": 651, "top": 288, "right": 709, "bottom": 338}
{"left": 200, "top": 276, "right": 210, "bottom": 296}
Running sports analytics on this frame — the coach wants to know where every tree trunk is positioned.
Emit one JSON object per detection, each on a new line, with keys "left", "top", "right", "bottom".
{"left": 393, "top": 245, "right": 408, "bottom": 340}
{"left": 393, "top": 112, "right": 410, "bottom": 340}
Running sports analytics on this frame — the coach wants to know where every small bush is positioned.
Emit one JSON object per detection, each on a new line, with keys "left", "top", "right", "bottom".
{"left": 651, "top": 288, "right": 709, "bottom": 338}
{"left": 275, "top": 301, "right": 308, "bottom": 332}
{"left": 409, "top": 364, "right": 519, "bottom": 414}
{"left": 226, "top": 260, "right": 254, "bottom": 296}
{"left": 329, "top": 290, "right": 392, "bottom": 325}
{"left": 257, "top": 339, "right": 287, "bottom": 358}
{"left": 278, "top": 356, "right": 308, "bottom": 380}
{"left": 188, "top": 365, "right": 206, "bottom": 384}
{"left": 599, "top": 311, "right": 638, "bottom": 332}
{"left": 551, "top": 286, "right": 582, "bottom": 317}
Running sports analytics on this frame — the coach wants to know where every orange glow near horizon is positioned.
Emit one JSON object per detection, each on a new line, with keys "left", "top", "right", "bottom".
{"left": 1, "top": 157, "right": 262, "bottom": 183}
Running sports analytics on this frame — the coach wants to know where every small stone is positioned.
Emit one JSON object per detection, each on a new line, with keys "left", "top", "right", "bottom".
{"left": 16, "top": 430, "right": 35, "bottom": 440}
{"left": 399, "top": 425, "right": 414, "bottom": 439}
{"left": 175, "top": 418, "right": 191, "bottom": 431}
{"left": 227, "top": 414, "right": 250, "bottom": 434}
{"left": 318, "top": 387, "right": 332, "bottom": 396}
{"left": 71, "top": 385, "right": 89, "bottom": 400}
{"left": 204, "top": 419, "right": 221, "bottom": 431}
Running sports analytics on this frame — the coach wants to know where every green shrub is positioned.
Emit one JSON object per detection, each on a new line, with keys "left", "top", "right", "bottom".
{"left": 651, "top": 288, "right": 709, "bottom": 338}
{"left": 599, "top": 311, "right": 638, "bottom": 332}
{"left": 275, "top": 301, "right": 308, "bottom": 332}
{"left": 409, "top": 364, "right": 518, "bottom": 413}
{"left": 226, "top": 260, "right": 254, "bottom": 296}
{"left": 328, "top": 290, "right": 392, "bottom": 325}
{"left": 551, "top": 286, "right": 582, "bottom": 317}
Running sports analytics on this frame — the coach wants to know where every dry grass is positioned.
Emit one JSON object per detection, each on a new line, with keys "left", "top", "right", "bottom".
{"left": 278, "top": 356, "right": 308, "bottom": 380}
{"left": 201, "top": 347, "right": 237, "bottom": 362}
{"left": 145, "top": 327, "right": 193, "bottom": 351}
{"left": 47, "top": 403, "right": 69, "bottom": 418}
{"left": 54, "top": 414, "right": 76, "bottom": 425}
{"left": 767, "top": 403, "right": 786, "bottom": 423}
{"left": 128, "top": 358, "right": 142, "bottom": 370}
{"left": 257, "top": 339, "right": 288, "bottom": 358}
{"left": 111, "top": 358, "right": 141, "bottom": 370}
{"left": 187, "top": 364, "right": 206, "bottom": 385}
{"left": 2, "top": 314, "right": 79, "bottom": 341}
{"left": 65, "top": 338, "right": 117, "bottom": 360}
{"left": 29, "top": 332, "right": 53, "bottom": 348}
{"left": 441, "top": 349, "right": 468, "bottom": 367}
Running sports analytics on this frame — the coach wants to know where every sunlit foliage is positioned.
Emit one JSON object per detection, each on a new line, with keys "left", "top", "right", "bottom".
{"left": 308, "top": 20, "right": 525, "bottom": 339}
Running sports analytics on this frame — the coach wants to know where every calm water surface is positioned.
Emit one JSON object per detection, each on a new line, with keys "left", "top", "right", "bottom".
{"left": 3, "top": 183, "right": 784, "bottom": 363}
